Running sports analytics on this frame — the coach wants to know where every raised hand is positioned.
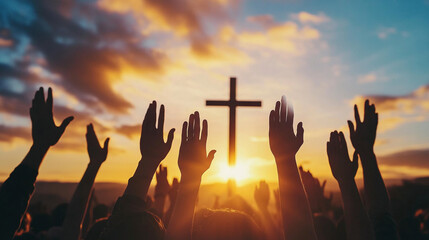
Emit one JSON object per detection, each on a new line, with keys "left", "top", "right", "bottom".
{"left": 140, "top": 101, "right": 175, "bottom": 171}
{"left": 86, "top": 124, "right": 109, "bottom": 166}
{"left": 347, "top": 99, "right": 378, "bottom": 153}
{"left": 155, "top": 165, "right": 170, "bottom": 197}
{"left": 169, "top": 178, "right": 179, "bottom": 203}
{"left": 30, "top": 87, "right": 74, "bottom": 148}
{"left": 327, "top": 131, "right": 358, "bottom": 182}
{"left": 269, "top": 96, "right": 304, "bottom": 160}
{"left": 254, "top": 180, "right": 270, "bottom": 210}
{"left": 178, "top": 112, "right": 216, "bottom": 178}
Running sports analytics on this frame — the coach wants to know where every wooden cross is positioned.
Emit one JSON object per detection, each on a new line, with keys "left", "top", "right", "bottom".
{"left": 206, "top": 77, "right": 262, "bottom": 166}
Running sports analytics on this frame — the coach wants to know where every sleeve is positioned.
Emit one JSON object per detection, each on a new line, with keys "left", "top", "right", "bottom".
{"left": 0, "top": 164, "right": 38, "bottom": 240}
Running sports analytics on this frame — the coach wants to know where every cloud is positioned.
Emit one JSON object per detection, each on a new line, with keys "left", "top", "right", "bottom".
{"left": 98, "top": 0, "right": 238, "bottom": 58}
{"left": 358, "top": 73, "right": 377, "bottom": 83}
{"left": 351, "top": 84, "right": 429, "bottom": 131}
{"left": 115, "top": 124, "right": 141, "bottom": 139}
{"left": 378, "top": 148, "right": 429, "bottom": 169}
{"left": 0, "top": 124, "right": 29, "bottom": 142}
{"left": 292, "top": 12, "right": 330, "bottom": 24}
{"left": 2, "top": 0, "right": 170, "bottom": 114}
{"left": 377, "top": 27, "right": 397, "bottom": 39}
{"left": 237, "top": 15, "right": 322, "bottom": 54}
{"left": 353, "top": 84, "right": 429, "bottom": 113}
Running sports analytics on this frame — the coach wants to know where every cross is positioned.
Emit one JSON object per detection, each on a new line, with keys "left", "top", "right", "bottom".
{"left": 206, "top": 77, "right": 262, "bottom": 166}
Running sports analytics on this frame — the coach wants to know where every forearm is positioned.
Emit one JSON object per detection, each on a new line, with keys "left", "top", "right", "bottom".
{"left": 0, "top": 164, "right": 38, "bottom": 240}
{"left": 20, "top": 144, "right": 49, "bottom": 172}
{"left": 123, "top": 158, "right": 157, "bottom": 199}
{"left": 360, "top": 151, "right": 390, "bottom": 216}
{"left": 338, "top": 178, "right": 375, "bottom": 240}
{"left": 153, "top": 196, "right": 167, "bottom": 219}
{"left": 166, "top": 175, "right": 201, "bottom": 240}
{"left": 61, "top": 163, "right": 101, "bottom": 240}
{"left": 276, "top": 157, "right": 317, "bottom": 240}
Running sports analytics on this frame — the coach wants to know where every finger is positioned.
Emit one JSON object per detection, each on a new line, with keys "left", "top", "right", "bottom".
{"left": 280, "top": 95, "right": 286, "bottom": 123}
{"left": 142, "top": 103, "right": 152, "bottom": 134}
{"left": 194, "top": 111, "right": 200, "bottom": 140}
{"left": 275, "top": 101, "right": 280, "bottom": 123}
{"left": 207, "top": 150, "right": 216, "bottom": 163}
{"left": 148, "top": 101, "right": 157, "bottom": 129}
{"left": 286, "top": 104, "right": 294, "bottom": 128}
{"left": 296, "top": 122, "right": 304, "bottom": 144}
{"left": 59, "top": 116, "right": 74, "bottom": 135}
{"left": 188, "top": 114, "right": 194, "bottom": 141}
{"left": 364, "top": 99, "right": 370, "bottom": 122}
{"left": 181, "top": 121, "right": 187, "bottom": 143}
{"left": 201, "top": 119, "right": 208, "bottom": 144}
{"left": 34, "top": 88, "right": 43, "bottom": 111}
{"left": 347, "top": 120, "right": 355, "bottom": 137}
{"left": 103, "top": 138, "right": 110, "bottom": 151}
{"left": 166, "top": 128, "right": 175, "bottom": 149}
{"left": 47, "top": 87, "right": 53, "bottom": 117}
{"left": 339, "top": 131, "right": 349, "bottom": 153}
{"left": 354, "top": 104, "right": 361, "bottom": 125}
{"left": 39, "top": 87, "right": 45, "bottom": 104}
{"left": 269, "top": 110, "right": 275, "bottom": 126}
{"left": 158, "top": 104, "right": 165, "bottom": 132}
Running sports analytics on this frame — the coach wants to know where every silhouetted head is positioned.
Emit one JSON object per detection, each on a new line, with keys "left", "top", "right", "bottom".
{"left": 93, "top": 204, "right": 109, "bottom": 221}
{"left": 51, "top": 203, "right": 68, "bottom": 226}
{"left": 313, "top": 214, "right": 337, "bottom": 240}
{"left": 220, "top": 195, "right": 255, "bottom": 217}
{"left": 30, "top": 213, "right": 52, "bottom": 234}
{"left": 86, "top": 218, "right": 108, "bottom": 240}
{"left": 101, "top": 211, "right": 165, "bottom": 240}
{"left": 193, "top": 208, "right": 264, "bottom": 240}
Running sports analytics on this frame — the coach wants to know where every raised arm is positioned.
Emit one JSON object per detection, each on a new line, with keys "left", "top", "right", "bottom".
{"left": 269, "top": 96, "right": 317, "bottom": 240}
{"left": 152, "top": 165, "right": 170, "bottom": 219}
{"left": 61, "top": 124, "right": 109, "bottom": 240}
{"left": 0, "top": 87, "right": 73, "bottom": 240}
{"left": 123, "top": 101, "right": 175, "bottom": 200}
{"left": 166, "top": 112, "right": 216, "bottom": 240}
{"left": 254, "top": 181, "right": 280, "bottom": 240}
{"left": 348, "top": 100, "right": 399, "bottom": 239}
{"left": 327, "top": 131, "right": 374, "bottom": 240}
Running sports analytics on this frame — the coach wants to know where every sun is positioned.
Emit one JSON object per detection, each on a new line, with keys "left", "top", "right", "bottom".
{"left": 218, "top": 162, "right": 251, "bottom": 184}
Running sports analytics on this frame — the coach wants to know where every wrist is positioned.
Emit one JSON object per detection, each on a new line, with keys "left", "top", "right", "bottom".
{"left": 88, "top": 161, "right": 102, "bottom": 169}
{"left": 338, "top": 177, "right": 356, "bottom": 190}
{"left": 180, "top": 174, "right": 202, "bottom": 184}
{"left": 31, "top": 144, "right": 50, "bottom": 154}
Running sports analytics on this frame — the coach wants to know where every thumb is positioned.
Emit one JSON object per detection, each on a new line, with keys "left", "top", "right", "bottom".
{"left": 59, "top": 116, "right": 74, "bottom": 135}
{"left": 207, "top": 150, "right": 216, "bottom": 162}
{"left": 103, "top": 138, "right": 110, "bottom": 151}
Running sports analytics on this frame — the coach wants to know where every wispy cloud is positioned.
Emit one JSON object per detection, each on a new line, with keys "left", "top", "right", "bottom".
{"left": 377, "top": 27, "right": 397, "bottom": 39}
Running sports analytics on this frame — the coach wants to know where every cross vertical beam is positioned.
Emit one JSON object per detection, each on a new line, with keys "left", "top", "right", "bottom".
{"left": 206, "top": 77, "right": 261, "bottom": 166}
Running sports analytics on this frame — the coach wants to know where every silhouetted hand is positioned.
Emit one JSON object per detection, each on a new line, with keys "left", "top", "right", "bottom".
{"left": 327, "top": 131, "right": 358, "bottom": 182}
{"left": 269, "top": 96, "right": 304, "bottom": 160}
{"left": 178, "top": 112, "right": 216, "bottom": 178}
{"left": 140, "top": 101, "right": 175, "bottom": 171}
{"left": 299, "top": 166, "right": 332, "bottom": 212}
{"left": 86, "top": 123, "right": 109, "bottom": 165}
{"left": 254, "top": 180, "right": 270, "bottom": 210}
{"left": 30, "top": 87, "right": 74, "bottom": 148}
{"left": 347, "top": 100, "right": 378, "bottom": 153}
{"left": 155, "top": 165, "right": 170, "bottom": 197}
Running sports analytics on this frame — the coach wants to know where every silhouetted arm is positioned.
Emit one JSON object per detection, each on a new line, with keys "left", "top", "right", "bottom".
{"left": 166, "top": 112, "right": 216, "bottom": 240}
{"left": 123, "top": 102, "right": 174, "bottom": 200}
{"left": 61, "top": 124, "right": 109, "bottom": 240}
{"left": 152, "top": 165, "right": 170, "bottom": 219}
{"left": 0, "top": 87, "right": 73, "bottom": 240}
{"left": 254, "top": 181, "right": 281, "bottom": 240}
{"left": 348, "top": 100, "right": 399, "bottom": 239}
{"left": 100, "top": 101, "right": 174, "bottom": 239}
{"left": 328, "top": 131, "right": 374, "bottom": 240}
{"left": 269, "top": 96, "right": 317, "bottom": 240}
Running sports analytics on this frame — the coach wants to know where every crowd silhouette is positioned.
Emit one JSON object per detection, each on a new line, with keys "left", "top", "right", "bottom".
{"left": 0, "top": 87, "right": 425, "bottom": 240}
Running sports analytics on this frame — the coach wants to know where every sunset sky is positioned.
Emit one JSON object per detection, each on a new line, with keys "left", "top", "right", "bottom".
{"left": 0, "top": 0, "right": 428, "bottom": 188}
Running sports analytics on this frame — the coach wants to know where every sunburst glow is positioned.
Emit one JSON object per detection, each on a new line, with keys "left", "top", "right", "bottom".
{"left": 218, "top": 162, "right": 251, "bottom": 184}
